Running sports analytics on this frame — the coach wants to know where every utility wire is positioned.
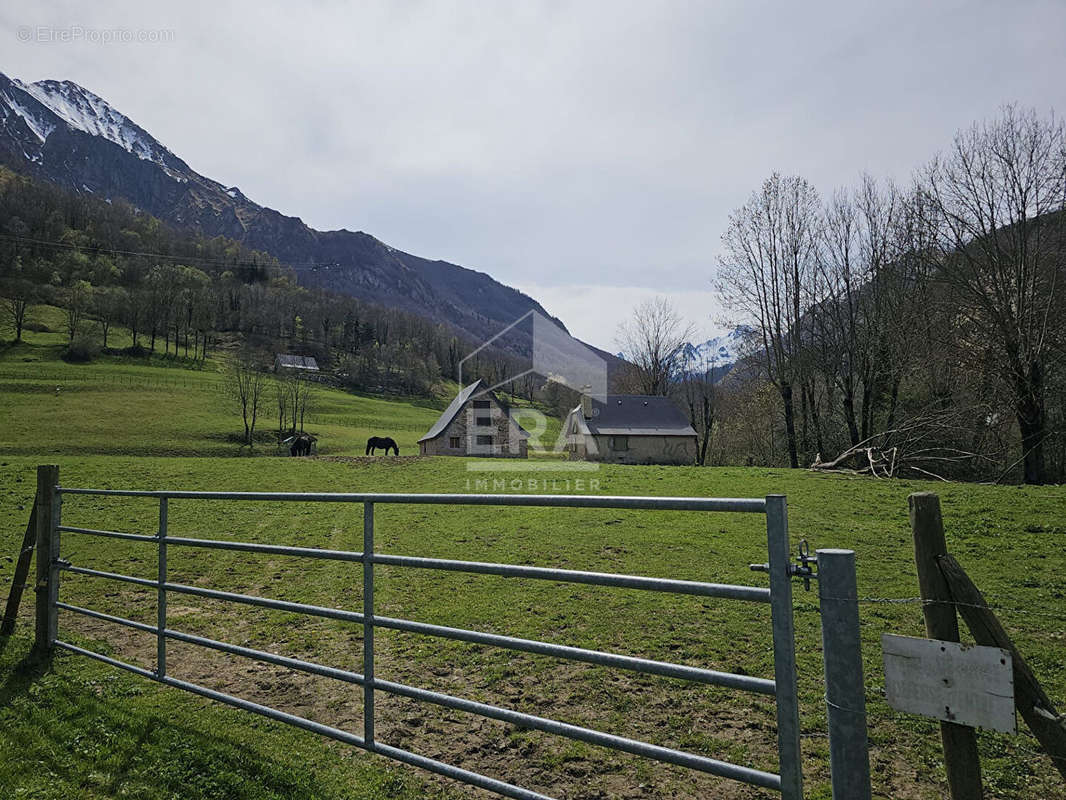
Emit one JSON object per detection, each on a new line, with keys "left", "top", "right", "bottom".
{"left": 0, "top": 231, "right": 331, "bottom": 272}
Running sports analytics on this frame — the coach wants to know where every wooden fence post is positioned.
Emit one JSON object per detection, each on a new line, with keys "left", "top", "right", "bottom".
{"left": 1, "top": 504, "right": 37, "bottom": 635}
{"left": 938, "top": 554, "right": 1066, "bottom": 781}
{"left": 33, "top": 465, "right": 59, "bottom": 657}
{"left": 910, "top": 492, "right": 983, "bottom": 799}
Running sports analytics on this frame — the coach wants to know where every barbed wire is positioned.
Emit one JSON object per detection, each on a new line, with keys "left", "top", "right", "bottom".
{"left": 817, "top": 595, "right": 1066, "bottom": 623}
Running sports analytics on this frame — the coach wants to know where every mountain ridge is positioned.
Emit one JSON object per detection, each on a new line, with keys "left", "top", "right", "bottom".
{"left": 0, "top": 70, "right": 572, "bottom": 350}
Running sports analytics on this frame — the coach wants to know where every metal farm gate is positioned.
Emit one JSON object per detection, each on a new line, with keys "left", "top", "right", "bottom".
{"left": 26, "top": 466, "right": 871, "bottom": 799}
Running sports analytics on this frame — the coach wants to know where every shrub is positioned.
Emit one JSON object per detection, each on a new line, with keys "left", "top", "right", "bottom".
{"left": 23, "top": 320, "right": 51, "bottom": 333}
{"left": 63, "top": 334, "right": 101, "bottom": 363}
{"left": 121, "top": 344, "right": 149, "bottom": 358}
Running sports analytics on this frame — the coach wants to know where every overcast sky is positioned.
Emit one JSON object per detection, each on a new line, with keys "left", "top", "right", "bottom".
{"left": 3, "top": 1, "right": 1065, "bottom": 349}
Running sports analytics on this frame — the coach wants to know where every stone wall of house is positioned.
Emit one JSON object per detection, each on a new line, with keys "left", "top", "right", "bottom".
{"left": 420, "top": 395, "right": 527, "bottom": 458}
{"left": 577, "top": 434, "right": 695, "bottom": 465}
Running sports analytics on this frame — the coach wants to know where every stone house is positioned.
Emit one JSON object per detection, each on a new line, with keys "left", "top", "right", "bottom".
{"left": 563, "top": 394, "right": 697, "bottom": 465}
{"left": 418, "top": 380, "right": 529, "bottom": 458}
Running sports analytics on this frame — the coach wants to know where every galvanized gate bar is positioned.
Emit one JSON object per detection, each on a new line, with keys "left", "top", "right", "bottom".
{"left": 53, "top": 640, "right": 558, "bottom": 800}
{"left": 369, "top": 553, "right": 772, "bottom": 602}
{"left": 50, "top": 486, "right": 802, "bottom": 798}
{"left": 167, "top": 536, "right": 367, "bottom": 562}
{"left": 60, "top": 565, "right": 367, "bottom": 623}
{"left": 363, "top": 502, "right": 375, "bottom": 747}
{"left": 57, "top": 525, "right": 158, "bottom": 542}
{"left": 53, "top": 639, "right": 557, "bottom": 800}
{"left": 61, "top": 526, "right": 769, "bottom": 602}
{"left": 370, "top": 614, "right": 777, "bottom": 694}
{"left": 52, "top": 601, "right": 782, "bottom": 790}
{"left": 59, "top": 561, "right": 775, "bottom": 695}
{"left": 156, "top": 498, "right": 167, "bottom": 679}
{"left": 766, "top": 495, "right": 802, "bottom": 800}
{"left": 372, "top": 677, "right": 781, "bottom": 789}
{"left": 55, "top": 488, "right": 767, "bottom": 513}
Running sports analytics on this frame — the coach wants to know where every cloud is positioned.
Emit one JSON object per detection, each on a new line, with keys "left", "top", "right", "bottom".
{"left": 517, "top": 283, "right": 726, "bottom": 351}
{"left": 2, "top": 0, "right": 1065, "bottom": 346}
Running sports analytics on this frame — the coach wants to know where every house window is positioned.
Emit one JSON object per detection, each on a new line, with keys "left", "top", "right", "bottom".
{"left": 476, "top": 434, "right": 493, "bottom": 446}
{"left": 475, "top": 415, "right": 492, "bottom": 426}
{"left": 472, "top": 400, "right": 491, "bottom": 409}
{"left": 449, "top": 436, "right": 461, "bottom": 449}
{"left": 610, "top": 436, "right": 629, "bottom": 451}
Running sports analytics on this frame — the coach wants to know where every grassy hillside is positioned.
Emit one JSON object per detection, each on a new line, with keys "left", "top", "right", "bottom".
{"left": 1, "top": 317, "right": 1065, "bottom": 799}
{"left": 0, "top": 306, "right": 450, "bottom": 457}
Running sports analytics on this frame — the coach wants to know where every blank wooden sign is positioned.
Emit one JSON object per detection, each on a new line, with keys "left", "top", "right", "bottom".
{"left": 882, "top": 634, "right": 1016, "bottom": 733}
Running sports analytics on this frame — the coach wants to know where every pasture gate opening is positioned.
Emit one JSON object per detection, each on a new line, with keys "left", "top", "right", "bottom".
{"left": 28, "top": 466, "right": 869, "bottom": 800}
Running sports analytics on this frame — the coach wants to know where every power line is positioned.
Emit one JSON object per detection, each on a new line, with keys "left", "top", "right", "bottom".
{"left": 0, "top": 231, "right": 328, "bottom": 272}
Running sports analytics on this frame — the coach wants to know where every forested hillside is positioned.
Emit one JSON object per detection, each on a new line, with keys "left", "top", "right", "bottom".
{"left": 0, "top": 166, "right": 530, "bottom": 397}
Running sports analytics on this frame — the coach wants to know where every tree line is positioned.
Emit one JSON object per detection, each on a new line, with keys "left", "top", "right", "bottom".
{"left": 612, "top": 107, "right": 1064, "bottom": 484}
{"left": 713, "top": 105, "right": 1065, "bottom": 484}
{"left": 0, "top": 166, "right": 529, "bottom": 399}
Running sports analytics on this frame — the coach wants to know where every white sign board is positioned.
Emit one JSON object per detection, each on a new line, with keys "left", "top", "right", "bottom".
{"left": 882, "top": 634, "right": 1015, "bottom": 733}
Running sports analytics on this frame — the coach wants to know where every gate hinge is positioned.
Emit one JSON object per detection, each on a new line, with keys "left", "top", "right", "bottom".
{"left": 749, "top": 539, "right": 818, "bottom": 591}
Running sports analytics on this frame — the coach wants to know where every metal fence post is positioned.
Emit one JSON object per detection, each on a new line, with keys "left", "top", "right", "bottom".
{"left": 766, "top": 495, "right": 802, "bottom": 800}
{"left": 817, "top": 548, "right": 871, "bottom": 800}
{"left": 157, "top": 497, "right": 168, "bottom": 678}
{"left": 363, "top": 501, "right": 375, "bottom": 749}
{"left": 34, "top": 464, "right": 60, "bottom": 657}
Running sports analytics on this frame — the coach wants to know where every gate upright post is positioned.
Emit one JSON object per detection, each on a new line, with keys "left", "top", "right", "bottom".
{"left": 766, "top": 495, "right": 802, "bottom": 800}
{"left": 33, "top": 464, "right": 60, "bottom": 658}
{"left": 157, "top": 498, "right": 168, "bottom": 678}
{"left": 363, "top": 501, "right": 375, "bottom": 749}
{"left": 817, "top": 548, "right": 871, "bottom": 800}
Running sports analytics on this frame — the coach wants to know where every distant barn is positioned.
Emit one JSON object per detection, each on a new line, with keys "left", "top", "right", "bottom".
{"left": 564, "top": 395, "right": 697, "bottom": 465}
{"left": 274, "top": 354, "right": 319, "bottom": 372}
{"left": 418, "top": 380, "right": 528, "bottom": 458}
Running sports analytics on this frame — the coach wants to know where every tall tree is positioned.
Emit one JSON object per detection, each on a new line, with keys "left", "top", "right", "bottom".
{"left": 718, "top": 174, "right": 821, "bottom": 467}
{"left": 0, "top": 255, "right": 38, "bottom": 342}
{"left": 614, "top": 297, "right": 694, "bottom": 396}
{"left": 919, "top": 106, "right": 1066, "bottom": 484}
{"left": 229, "top": 349, "right": 266, "bottom": 447}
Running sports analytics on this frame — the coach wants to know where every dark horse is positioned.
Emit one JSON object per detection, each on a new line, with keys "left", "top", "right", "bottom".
{"left": 366, "top": 436, "right": 399, "bottom": 456}
{"left": 289, "top": 433, "right": 314, "bottom": 457}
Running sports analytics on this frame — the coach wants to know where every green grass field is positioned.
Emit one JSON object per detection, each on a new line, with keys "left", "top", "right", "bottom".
{"left": 2, "top": 310, "right": 1065, "bottom": 799}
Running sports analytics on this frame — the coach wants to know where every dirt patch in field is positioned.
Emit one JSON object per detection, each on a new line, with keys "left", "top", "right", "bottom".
{"left": 317, "top": 455, "right": 427, "bottom": 467}
{"left": 60, "top": 597, "right": 786, "bottom": 799}
{"left": 57, "top": 591, "right": 946, "bottom": 800}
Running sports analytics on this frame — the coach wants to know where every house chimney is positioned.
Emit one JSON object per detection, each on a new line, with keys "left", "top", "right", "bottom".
{"left": 580, "top": 385, "right": 593, "bottom": 419}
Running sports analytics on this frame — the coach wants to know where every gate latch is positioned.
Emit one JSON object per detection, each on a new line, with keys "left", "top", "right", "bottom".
{"left": 791, "top": 539, "right": 817, "bottom": 591}
{"left": 749, "top": 539, "right": 818, "bottom": 591}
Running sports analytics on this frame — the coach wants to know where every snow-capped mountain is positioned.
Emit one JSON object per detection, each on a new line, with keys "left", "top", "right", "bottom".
{"left": 0, "top": 70, "right": 571, "bottom": 349}
{"left": 682, "top": 326, "right": 752, "bottom": 369}
{"left": 12, "top": 78, "right": 172, "bottom": 164}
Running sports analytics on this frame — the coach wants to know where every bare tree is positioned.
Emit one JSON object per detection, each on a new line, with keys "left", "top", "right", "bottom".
{"left": 678, "top": 350, "right": 718, "bottom": 466}
{"left": 718, "top": 173, "right": 821, "bottom": 467}
{"left": 919, "top": 105, "right": 1066, "bottom": 484}
{"left": 229, "top": 349, "right": 266, "bottom": 447}
{"left": 614, "top": 297, "right": 694, "bottom": 396}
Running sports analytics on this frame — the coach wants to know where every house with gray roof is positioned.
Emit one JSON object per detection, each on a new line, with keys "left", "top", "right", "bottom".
{"left": 418, "top": 380, "right": 529, "bottom": 458}
{"left": 274, "top": 354, "right": 319, "bottom": 372}
{"left": 563, "top": 395, "right": 697, "bottom": 465}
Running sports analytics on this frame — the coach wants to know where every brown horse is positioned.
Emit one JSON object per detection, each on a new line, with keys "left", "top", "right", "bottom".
{"left": 366, "top": 436, "right": 399, "bottom": 455}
